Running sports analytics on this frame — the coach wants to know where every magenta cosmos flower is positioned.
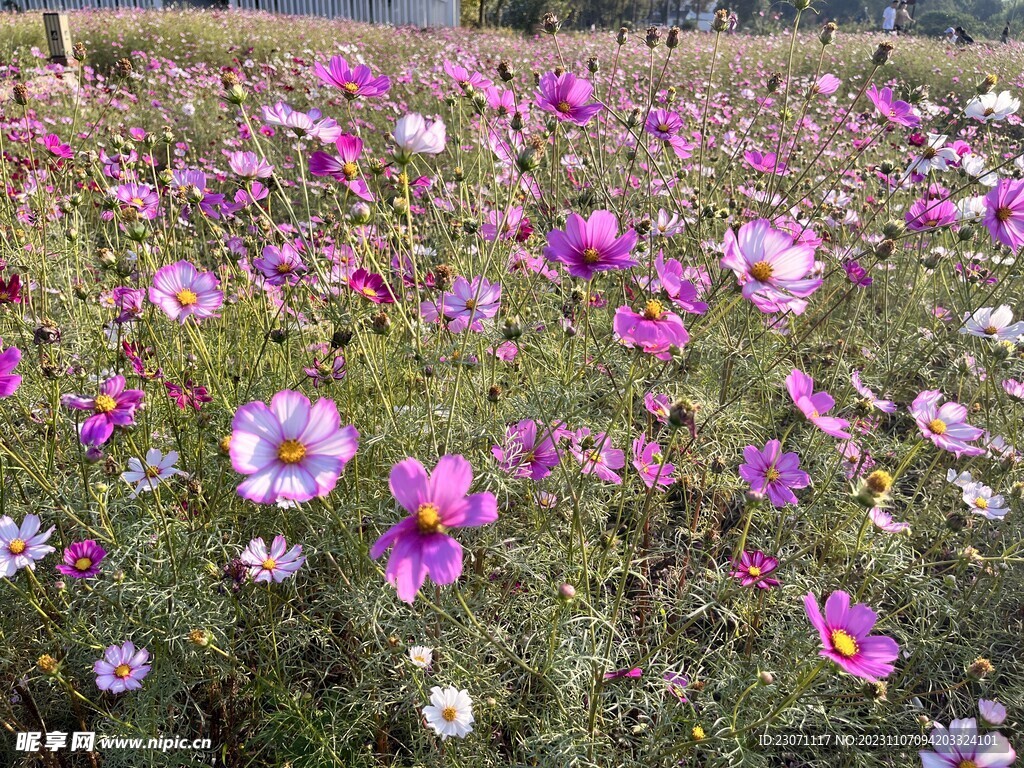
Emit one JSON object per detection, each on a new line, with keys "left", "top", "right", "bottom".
{"left": 62, "top": 375, "right": 144, "bottom": 446}
{"left": 919, "top": 718, "right": 1015, "bottom": 768}
{"left": 631, "top": 435, "right": 676, "bottom": 489}
{"left": 0, "top": 339, "right": 22, "bottom": 398}
{"left": 720, "top": 219, "right": 822, "bottom": 315}
{"left": 569, "top": 429, "right": 626, "bottom": 484}
{"left": 56, "top": 540, "right": 107, "bottom": 579}
{"left": 94, "top": 642, "right": 151, "bottom": 694}
{"left": 614, "top": 300, "right": 690, "bottom": 360}
{"left": 743, "top": 150, "right": 787, "bottom": 175}
{"left": 536, "top": 72, "right": 602, "bottom": 126}
{"left": 314, "top": 55, "right": 391, "bottom": 99}
{"left": 240, "top": 535, "right": 305, "bottom": 583}
{"left": 910, "top": 390, "right": 985, "bottom": 457}
{"left": 730, "top": 550, "right": 780, "bottom": 589}
{"left": 442, "top": 275, "right": 501, "bottom": 332}
{"left": 0, "top": 514, "right": 55, "bottom": 578}
{"left": 905, "top": 196, "right": 958, "bottom": 232}
{"left": 739, "top": 440, "right": 810, "bottom": 507}
{"left": 786, "top": 369, "right": 852, "bottom": 439}
{"left": 149, "top": 261, "right": 224, "bottom": 323}
{"left": 866, "top": 84, "right": 921, "bottom": 128}
{"left": 804, "top": 590, "right": 899, "bottom": 681}
{"left": 544, "top": 210, "right": 638, "bottom": 280}
{"left": 492, "top": 420, "right": 565, "bottom": 480}
{"left": 370, "top": 455, "right": 498, "bottom": 604}
{"left": 309, "top": 134, "right": 373, "bottom": 202}
{"left": 230, "top": 390, "right": 359, "bottom": 504}
{"left": 983, "top": 177, "right": 1024, "bottom": 252}
{"left": 349, "top": 268, "right": 395, "bottom": 304}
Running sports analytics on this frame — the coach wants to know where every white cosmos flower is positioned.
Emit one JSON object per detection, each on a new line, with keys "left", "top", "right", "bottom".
{"left": 121, "top": 449, "right": 187, "bottom": 498}
{"left": 961, "top": 481, "right": 1008, "bottom": 520}
{"left": 960, "top": 154, "right": 998, "bottom": 187}
{"left": 422, "top": 686, "right": 474, "bottom": 740}
{"left": 957, "top": 195, "right": 988, "bottom": 222}
{"left": 960, "top": 305, "right": 1024, "bottom": 341}
{"left": 408, "top": 645, "right": 433, "bottom": 669}
{"left": 965, "top": 90, "right": 1021, "bottom": 123}
{"left": 392, "top": 113, "right": 446, "bottom": 162}
{"left": 906, "top": 133, "right": 959, "bottom": 176}
{"left": 947, "top": 469, "right": 974, "bottom": 488}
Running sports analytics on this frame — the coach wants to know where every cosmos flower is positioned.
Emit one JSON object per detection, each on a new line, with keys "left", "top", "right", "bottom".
{"left": 983, "top": 178, "right": 1024, "bottom": 252}
{"left": 804, "top": 590, "right": 899, "bottom": 681}
{"left": 663, "top": 671, "right": 689, "bottom": 702}
{"left": 613, "top": 301, "right": 690, "bottom": 360}
{"left": 978, "top": 699, "right": 1007, "bottom": 726}
{"left": 303, "top": 355, "right": 347, "bottom": 388}
{"left": 743, "top": 149, "right": 787, "bottom": 175}
{"left": 61, "top": 375, "right": 144, "bottom": 446}
{"left": 393, "top": 114, "right": 446, "bottom": 162}
{"left": 965, "top": 90, "right": 1021, "bottom": 123}
{"left": 422, "top": 686, "right": 474, "bottom": 740}
{"left": 786, "top": 369, "right": 852, "bottom": 439}
{"left": 112, "top": 183, "right": 160, "bottom": 220}
{"left": 0, "top": 340, "right": 22, "bottom": 398}
{"left": 56, "top": 540, "right": 107, "bottom": 579}
{"left": 149, "top": 261, "right": 224, "bottom": 323}
{"left": 604, "top": 667, "right": 642, "bottom": 680}
{"left": 644, "top": 109, "right": 693, "bottom": 159}
{"left": 535, "top": 72, "right": 602, "bottom": 126}
{"left": 370, "top": 455, "right": 498, "bottom": 604}
{"left": 730, "top": 550, "right": 780, "bottom": 589}
{"left": 739, "top": 440, "right": 810, "bottom": 507}
{"left": 443, "top": 60, "right": 492, "bottom": 91}
{"left": 261, "top": 101, "right": 341, "bottom": 143}
{"left": 491, "top": 420, "right": 564, "bottom": 480}
{"left": 314, "top": 55, "right": 391, "bottom": 99}
{"left": 644, "top": 393, "right": 672, "bottom": 423}
{"left": 961, "top": 481, "right": 1008, "bottom": 520}
{"left": 866, "top": 84, "right": 921, "bottom": 128}
{"left": 869, "top": 508, "right": 910, "bottom": 534}
{"left": 811, "top": 73, "right": 841, "bottom": 95}
{"left": 0, "top": 514, "right": 55, "bottom": 578}
{"left": 121, "top": 448, "right": 186, "bottom": 498}
{"left": 94, "top": 642, "right": 151, "bottom": 694}
{"left": 910, "top": 391, "right": 985, "bottom": 457}
{"left": 0, "top": 273, "right": 21, "bottom": 304}
{"left": 905, "top": 196, "right": 958, "bottom": 232}
{"left": 569, "top": 429, "right": 626, "bottom": 484}
{"left": 721, "top": 219, "right": 822, "bottom": 315}
{"left": 240, "top": 535, "right": 305, "bottom": 583}
{"left": 409, "top": 645, "right": 433, "bottom": 669}
{"left": 631, "top": 435, "right": 675, "bottom": 489}
{"left": 164, "top": 380, "right": 212, "bottom": 411}
{"left": 308, "top": 134, "right": 374, "bottom": 201}
{"left": 229, "top": 390, "right": 359, "bottom": 504}
{"left": 349, "top": 268, "right": 395, "bottom": 304}
{"left": 1002, "top": 379, "right": 1024, "bottom": 402}
{"left": 918, "top": 718, "right": 1015, "bottom": 768}
{"left": 442, "top": 276, "right": 501, "bottom": 332}
{"left": 253, "top": 243, "right": 307, "bottom": 286}
{"left": 851, "top": 371, "right": 896, "bottom": 413}
{"left": 960, "top": 306, "right": 1024, "bottom": 341}
{"left": 906, "top": 134, "right": 959, "bottom": 176}
{"left": 543, "top": 210, "right": 638, "bottom": 280}
{"left": 653, "top": 254, "right": 708, "bottom": 314}
{"left": 227, "top": 151, "right": 274, "bottom": 179}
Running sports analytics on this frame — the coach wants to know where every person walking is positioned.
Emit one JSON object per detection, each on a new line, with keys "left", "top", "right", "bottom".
{"left": 1002, "top": 24, "right": 1010, "bottom": 44}
{"left": 955, "top": 25, "right": 975, "bottom": 45}
{"left": 894, "top": 1, "right": 912, "bottom": 34}
{"left": 882, "top": 0, "right": 897, "bottom": 33}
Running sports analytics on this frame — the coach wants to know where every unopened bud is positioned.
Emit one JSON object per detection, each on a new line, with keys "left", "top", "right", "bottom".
{"left": 977, "top": 74, "right": 997, "bottom": 95}
{"left": 712, "top": 9, "right": 730, "bottom": 31}
{"left": 666, "top": 26, "right": 680, "bottom": 49}
{"left": 645, "top": 26, "right": 662, "bottom": 48}
{"left": 820, "top": 22, "right": 837, "bottom": 45}
{"left": 617, "top": 27, "right": 629, "bottom": 45}
{"left": 872, "top": 42, "right": 894, "bottom": 65}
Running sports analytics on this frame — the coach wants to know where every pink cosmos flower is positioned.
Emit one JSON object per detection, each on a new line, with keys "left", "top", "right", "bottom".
{"left": 631, "top": 435, "right": 675, "bottom": 489}
{"left": 653, "top": 254, "right": 708, "bottom": 314}
{"left": 308, "top": 135, "right": 374, "bottom": 201}
{"left": 569, "top": 429, "right": 626, "bottom": 484}
{"left": 730, "top": 550, "right": 780, "bottom": 589}
{"left": 905, "top": 196, "right": 958, "bottom": 232}
{"left": 869, "top": 508, "right": 910, "bottom": 533}
{"left": 314, "top": 55, "right": 390, "bottom": 99}
{"left": 304, "top": 355, "right": 346, "bottom": 388}
{"left": 743, "top": 149, "right": 787, "bottom": 175}
{"left": 644, "top": 393, "right": 672, "bottom": 423}
{"left": 481, "top": 206, "right": 527, "bottom": 241}
{"left": 227, "top": 151, "right": 274, "bottom": 179}
{"left": 812, "top": 74, "right": 841, "bottom": 95}
{"left": 866, "top": 85, "right": 922, "bottom": 128}
{"left": 56, "top": 540, "right": 107, "bottom": 579}
{"left": 544, "top": 210, "right": 638, "bottom": 280}
{"left": 644, "top": 109, "right": 694, "bottom": 159}
{"left": 851, "top": 371, "right": 896, "bottom": 413}
{"left": 62, "top": 375, "right": 144, "bottom": 446}
{"left": 919, "top": 718, "right": 1015, "bottom": 768}
{"left": 253, "top": 243, "right": 306, "bottom": 286}
{"left": 393, "top": 114, "right": 446, "bottom": 162}
{"left": 349, "top": 268, "right": 395, "bottom": 304}
{"left": 149, "top": 261, "right": 224, "bottom": 323}
{"left": 94, "top": 642, "right": 151, "bottom": 694}
{"left": 0, "top": 514, "right": 55, "bottom": 578}
{"left": 113, "top": 183, "right": 160, "bottom": 220}
{"left": 491, "top": 420, "right": 565, "bottom": 480}
{"left": 721, "top": 219, "right": 822, "bottom": 315}
{"left": 837, "top": 440, "right": 874, "bottom": 479}
{"left": 604, "top": 667, "right": 642, "bottom": 680}
{"left": 165, "top": 380, "right": 212, "bottom": 411}
{"left": 983, "top": 177, "right": 1024, "bottom": 252}
{"left": 0, "top": 340, "right": 22, "bottom": 398}
{"left": 0, "top": 273, "right": 21, "bottom": 304}
{"left": 910, "top": 390, "right": 986, "bottom": 457}
{"left": 786, "top": 369, "right": 852, "bottom": 439}
{"left": 370, "top": 455, "right": 498, "bottom": 604}
{"left": 961, "top": 305, "right": 1024, "bottom": 340}
{"left": 804, "top": 590, "right": 899, "bottom": 681}
{"left": 444, "top": 61, "right": 492, "bottom": 91}
{"left": 535, "top": 72, "right": 602, "bottom": 126}
{"left": 663, "top": 671, "right": 688, "bottom": 702}
{"left": 1003, "top": 378, "right": 1024, "bottom": 402}
{"left": 442, "top": 276, "right": 501, "bottom": 332}
{"left": 229, "top": 390, "right": 359, "bottom": 504}
{"left": 240, "top": 535, "right": 305, "bottom": 583}
{"left": 613, "top": 301, "right": 689, "bottom": 360}
{"left": 261, "top": 102, "right": 341, "bottom": 144}
{"left": 978, "top": 699, "right": 1008, "bottom": 726}
{"left": 41, "top": 133, "right": 73, "bottom": 158}
{"left": 739, "top": 440, "right": 810, "bottom": 507}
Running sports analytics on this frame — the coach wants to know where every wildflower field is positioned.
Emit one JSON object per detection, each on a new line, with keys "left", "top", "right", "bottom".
{"left": 2, "top": 9, "right": 1024, "bottom": 767}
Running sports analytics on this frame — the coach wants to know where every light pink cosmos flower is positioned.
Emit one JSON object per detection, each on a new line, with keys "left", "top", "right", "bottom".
{"left": 869, "top": 508, "right": 910, "bottom": 533}
{"left": 535, "top": 72, "right": 603, "bottom": 126}
{"left": 442, "top": 276, "right": 501, "bottom": 333}
{"left": 851, "top": 371, "right": 897, "bottom": 413}
{"left": 721, "top": 219, "right": 822, "bottom": 315}
{"left": 491, "top": 420, "right": 565, "bottom": 480}
{"left": 0, "top": 514, "right": 55, "bottom": 578}
{"left": 227, "top": 151, "right": 274, "bottom": 179}
{"left": 910, "top": 390, "right": 985, "bottom": 457}
{"left": 149, "top": 261, "right": 224, "bottom": 323}
{"left": 786, "top": 369, "right": 852, "bottom": 439}
{"left": 613, "top": 301, "right": 690, "bottom": 360}
{"left": 261, "top": 102, "right": 341, "bottom": 144}
{"left": 229, "top": 390, "right": 359, "bottom": 504}
{"left": 653, "top": 253, "right": 708, "bottom": 314}
{"left": 121, "top": 448, "right": 186, "bottom": 498}
{"left": 253, "top": 243, "right": 306, "bottom": 286}
{"left": 370, "top": 455, "right": 498, "bottom": 604}
{"left": 240, "top": 535, "right": 305, "bottom": 583}
{"left": 94, "top": 642, "right": 151, "bottom": 694}
{"left": 866, "top": 85, "right": 921, "bottom": 128}
{"left": 960, "top": 305, "right": 1024, "bottom": 341}
{"left": 1003, "top": 379, "right": 1024, "bottom": 401}
{"left": 811, "top": 74, "right": 841, "bottom": 95}
{"left": 919, "top": 718, "right": 1015, "bottom": 768}
{"left": 0, "top": 339, "right": 22, "bottom": 398}
{"left": 393, "top": 114, "right": 446, "bottom": 162}
{"left": 804, "top": 590, "right": 899, "bottom": 681}
{"left": 631, "top": 436, "right": 675, "bottom": 489}
{"left": 743, "top": 149, "right": 787, "bottom": 175}
{"left": 443, "top": 60, "right": 492, "bottom": 91}
{"left": 644, "top": 393, "right": 671, "bottom": 423}
{"left": 569, "top": 429, "right": 626, "bottom": 484}
{"left": 978, "top": 699, "right": 1007, "bottom": 726}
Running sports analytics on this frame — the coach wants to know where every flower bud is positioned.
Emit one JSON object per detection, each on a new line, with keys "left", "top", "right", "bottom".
{"left": 766, "top": 72, "right": 784, "bottom": 93}
{"left": 13, "top": 82, "right": 28, "bottom": 106}
{"left": 758, "top": 670, "right": 774, "bottom": 685}
{"left": 587, "top": 56, "right": 599, "bottom": 74}
{"left": 37, "top": 655, "right": 60, "bottom": 675}
{"left": 497, "top": 61, "right": 514, "bottom": 82}
{"left": 645, "top": 25, "right": 662, "bottom": 48}
{"left": 872, "top": 42, "right": 894, "bottom": 65}
{"left": 712, "top": 9, "right": 729, "bottom": 31}
{"left": 819, "top": 22, "right": 837, "bottom": 45}
{"left": 72, "top": 42, "right": 86, "bottom": 62}
{"left": 617, "top": 26, "right": 629, "bottom": 45}
{"left": 542, "top": 12, "right": 560, "bottom": 34}
{"left": 666, "top": 26, "right": 680, "bottom": 49}
{"left": 977, "top": 74, "right": 997, "bottom": 95}
{"left": 967, "top": 657, "right": 994, "bottom": 680}
{"left": 874, "top": 239, "right": 897, "bottom": 258}
{"left": 881, "top": 219, "right": 905, "bottom": 239}
{"left": 558, "top": 583, "right": 576, "bottom": 601}
{"left": 189, "top": 629, "right": 212, "bottom": 647}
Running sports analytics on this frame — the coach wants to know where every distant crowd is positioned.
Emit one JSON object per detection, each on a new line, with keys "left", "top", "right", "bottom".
{"left": 879, "top": 0, "right": 1012, "bottom": 44}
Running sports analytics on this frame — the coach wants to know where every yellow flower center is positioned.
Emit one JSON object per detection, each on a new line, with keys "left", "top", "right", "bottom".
{"left": 765, "top": 467, "right": 781, "bottom": 482}
{"left": 830, "top": 629, "right": 859, "bottom": 658}
{"left": 959, "top": 761, "right": 979, "bottom": 768}
{"left": 442, "top": 705, "right": 458, "bottom": 722}
{"left": 342, "top": 161, "right": 359, "bottom": 180}
{"left": 747, "top": 565, "right": 762, "bottom": 577}
{"left": 276, "top": 263, "right": 293, "bottom": 274}
{"left": 928, "top": 418, "right": 947, "bottom": 435}
{"left": 582, "top": 247, "right": 601, "bottom": 264}
{"left": 657, "top": 123, "right": 671, "bottom": 133}
{"left": 983, "top": 107, "right": 995, "bottom": 116}
{"left": 866, "top": 470, "right": 893, "bottom": 494}
{"left": 643, "top": 300, "right": 664, "bottom": 321}
{"left": 750, "top": 261, "right": 774, "bottom": 282}
{"left": 8, "top": 538, "right": 26, "bottom": 555}
{"left": 114, "top": 663, "right": 132, "bottom": 678}
{"left": 94, "top": 394, "right": 118, "bottom": 414}
{"left": 74, "top": 557, "right": 93, "bottom": 571}
{"left": 417, "top": 503, "right": 443, "bottom": 534}
{"left": 176, "top": 288, "right": 198, "bottom": 306}
{"left": 464, "top": 298, "right": 477, "bottom": 310}
{"left": 984, "top": 325, "right": 999, "bottom": 335}
{"left": 131, "top": 197, "right": 145, "bottom": 207}
{"left": 974, "top": 497, "right": 988, "bottom": 509}
{"left": 343, "top": 82, "right": 359, "bottom": 94}
{"left": 922, "top": 147, "right": 937, "bottom": 160}
{"left": 691, "top": 726, "right": 706, "bottom": 740}
{"left": 556, "top": 100, "right": 572, "bottom": 114}
{"left": 277, "top": 439, "right": 306, "bottom": 464}
{"left": 145, "top": 465, "right": 162, "bottom": 478}
{"left": 262, "top": 558, "right": 276, "bottom": 570}
{"left": 362, "top": 287, "right": 378, "bottom": 298}
{"left": 995, "top": 206, "right": 1012, "bottom": 223}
